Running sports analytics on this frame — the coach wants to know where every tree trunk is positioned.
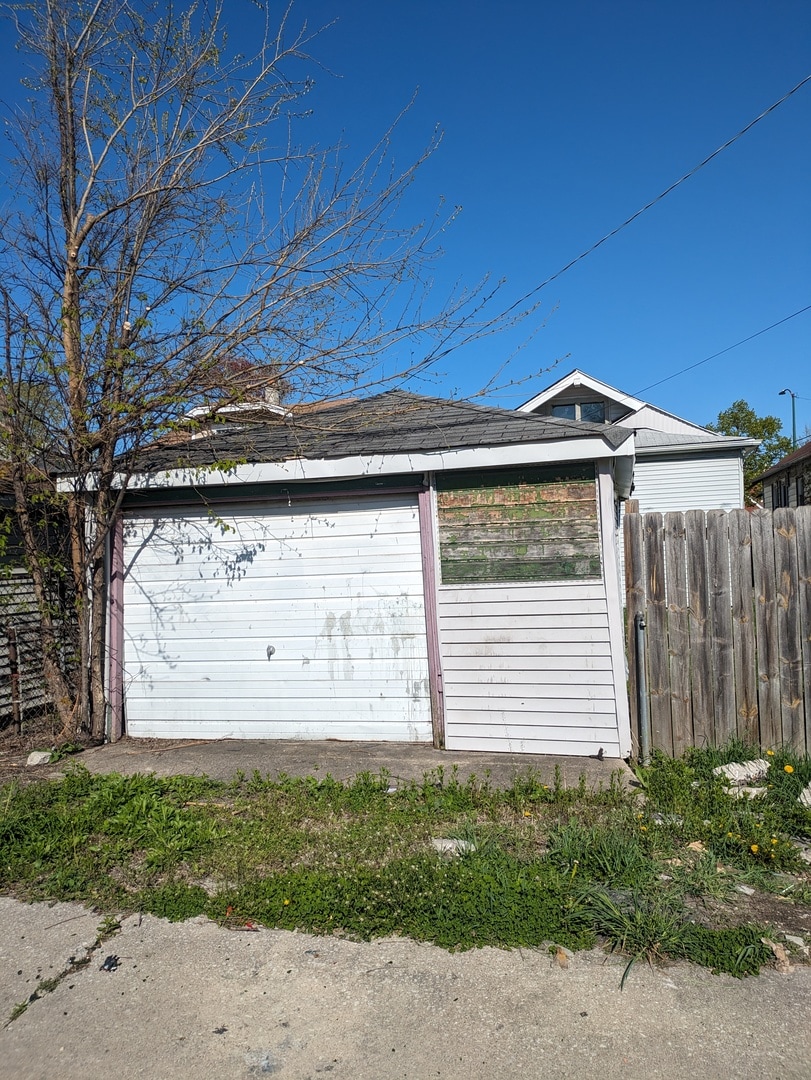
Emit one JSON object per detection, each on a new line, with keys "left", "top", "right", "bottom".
{"left": 88, "top": 537, "right": 108, "bottom": 741}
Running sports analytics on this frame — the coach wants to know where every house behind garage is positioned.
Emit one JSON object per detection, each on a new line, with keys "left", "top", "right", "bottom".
{"left": 757, "top": 440, "right": 811, "bottom": 510}
{"left": 518, "top": 369, "right": 758, "bottom": 512}
{"left": 108, "top": 391, "right": 635, "bottom": 757}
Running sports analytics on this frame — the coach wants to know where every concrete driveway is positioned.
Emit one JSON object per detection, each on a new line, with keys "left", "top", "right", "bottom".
{"left": 74, "top": 737, "right": 628, "bottom": 789}
{"left": 1, "top": 897, "right": 809, "bottom": 1080}
{"left": 4, "top": 742, "right": 809, "bottom": 1079}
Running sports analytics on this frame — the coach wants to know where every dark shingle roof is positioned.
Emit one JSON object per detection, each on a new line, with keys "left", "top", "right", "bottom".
{"left": 129, "top": 390, "right": 633, "bottom": 473}
{"left": 755, "top": 439, "right": 811, "bottom": 482}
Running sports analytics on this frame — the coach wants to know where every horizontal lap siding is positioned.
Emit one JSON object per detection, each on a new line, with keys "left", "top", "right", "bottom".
{"left": 123, "top": 496, "right": 432, "bottom": 741}
{"left": 439, "top": 582, "right": 620, "bottom": 755}
{"left": 632, "top": 455, "right": 744, "bottom": 513}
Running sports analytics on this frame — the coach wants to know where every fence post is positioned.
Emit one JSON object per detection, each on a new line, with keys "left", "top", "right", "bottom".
{"left": 635, "top": 613, "right": 651, "bottom": 765}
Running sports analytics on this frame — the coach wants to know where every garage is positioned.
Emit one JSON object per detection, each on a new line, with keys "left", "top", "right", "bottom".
{"left": 122, "top": 492, "right": 433, "bottom": 740}
{"left": 107, "top": 390, "right": 634, "bottom": 754}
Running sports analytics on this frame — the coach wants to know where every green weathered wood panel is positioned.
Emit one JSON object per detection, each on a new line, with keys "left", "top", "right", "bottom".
{"left": 438, "top": 502, "right": 598, "bottom": 525}
{"left": 439, "top": 538, "right": 601, "bottom": 563}
{"left": 439, "top": 520, "right": 600, "bottom": 544}
{"left": 437, "top": 469, "right": 600, "bottom": 585}
{"left": 440, "top": 555, "right": 602, "bottom": 584}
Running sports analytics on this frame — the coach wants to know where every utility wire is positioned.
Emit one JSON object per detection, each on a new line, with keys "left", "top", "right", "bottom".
{"left": 633, "top": 303, "right": 811, "bottom": 394}
{"left": 501, "top": 72, "right": 811, "bottom": 319}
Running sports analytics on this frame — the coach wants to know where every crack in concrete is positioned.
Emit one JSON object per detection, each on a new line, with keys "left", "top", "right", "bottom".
{"left": 4, "top": 916, "right": 125, "bottom": 1028}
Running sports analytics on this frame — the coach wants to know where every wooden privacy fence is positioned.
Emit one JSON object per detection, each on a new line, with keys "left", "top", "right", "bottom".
{"left": 624, "top": 506, "right": 811, "bottom": 756}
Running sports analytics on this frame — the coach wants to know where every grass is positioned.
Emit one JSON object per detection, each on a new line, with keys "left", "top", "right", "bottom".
{"left": 0, "top": 746, "right": 809, "bottom": 981}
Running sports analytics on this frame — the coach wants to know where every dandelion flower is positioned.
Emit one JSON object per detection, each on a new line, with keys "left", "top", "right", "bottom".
{"left": 766, "top": 749, "right": 775, "bottom": 756}
{"left": 639, "top": 825, "right": 647, "bottom": 831}
{"left": 771, "top": 838, "right": 778, "bottom": 845}
{"left": 784, "top": 764, "right": 795, "bottom": 774}
{"left": 750, "top": 844, "right": 759, "bottom": 853}
{"left": 283, "top": 899, "right": 291, "bottom": 906}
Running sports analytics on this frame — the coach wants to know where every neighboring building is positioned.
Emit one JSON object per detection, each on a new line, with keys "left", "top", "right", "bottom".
{"left": 517, "top": 370, "right": 758, "bottom": 513}
{"left": 101, "top": 390, "right": 636, "bottom": 757}
{"left": 757, "top": 441, "right": 811, "bottom": 510}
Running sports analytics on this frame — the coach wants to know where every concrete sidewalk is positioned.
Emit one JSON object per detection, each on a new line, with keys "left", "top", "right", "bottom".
{"left": 74, "top": 737, "right": 630, "bottom": 788}
{"left": 1, "top": 897, "right": 809, "bottom": 1080}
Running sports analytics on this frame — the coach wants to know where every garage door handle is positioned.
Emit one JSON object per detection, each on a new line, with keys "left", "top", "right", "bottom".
{"left": 266, "top": 645, "right": 276, "bottom": 660}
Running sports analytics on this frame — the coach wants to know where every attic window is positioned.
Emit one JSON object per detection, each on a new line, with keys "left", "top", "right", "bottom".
{"left": 551, "top": 401, "right": 606, "bottom": 423}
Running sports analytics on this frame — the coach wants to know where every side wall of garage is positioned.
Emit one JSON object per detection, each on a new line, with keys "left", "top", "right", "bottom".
{"left": 433, "top": 464, "right": 628, "bottom": 756}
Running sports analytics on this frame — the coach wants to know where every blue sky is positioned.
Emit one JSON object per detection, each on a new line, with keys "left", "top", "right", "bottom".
{"left": 1, "top": 1, "right": 808, "bottom": 433}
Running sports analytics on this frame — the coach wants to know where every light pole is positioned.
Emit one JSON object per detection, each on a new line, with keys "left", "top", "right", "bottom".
{"left": 779, "top": 388, "right": 797, "bottom": 448}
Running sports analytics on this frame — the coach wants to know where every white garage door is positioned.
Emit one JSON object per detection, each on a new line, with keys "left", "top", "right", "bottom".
{"left": 122, "top": 494, "right": 432, "bottom": 740}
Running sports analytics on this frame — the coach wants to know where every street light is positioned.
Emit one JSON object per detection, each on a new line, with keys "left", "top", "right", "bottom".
{"left": 779, "top": 388, "right": 797, "bottom": 448}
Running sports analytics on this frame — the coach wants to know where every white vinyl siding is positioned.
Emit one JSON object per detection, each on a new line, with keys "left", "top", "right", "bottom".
{"left": 438, "top": 582, "right": 621, "bottom": 755}
{"left": 614, "top": 404, "right": 720, "bottom": 437}
{"left": 123, "top": 494, "right": 432, "bottom": 741}
{"left": 631, "top": 454, "right": 744, "bottom": 514}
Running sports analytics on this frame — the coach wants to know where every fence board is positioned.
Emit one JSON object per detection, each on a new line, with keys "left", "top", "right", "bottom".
{"left": 664, "top": 512, "right": 691, "bottom": 754}
{"left": 685, "top": 509, "right": 713, "bottom": 745}
{"left": 797, "top": 507, "right": 811, "bottom": 753}
{"left": 750, "top": 510, "right": 781, "bottom": 747}
{"left": 707, "top": 510, "right": 736, "bottom": 744}
{"left": 644, "top": 513, "right": 672, "bottom": 755}
{"left": 623, "top": 511, "right": 645, "bottom": 751}
{"left": 774, "top": 508, "right": 804, "bottom": 749}
{"left": 728, "top": 510, "right": 758, "bottom": 743}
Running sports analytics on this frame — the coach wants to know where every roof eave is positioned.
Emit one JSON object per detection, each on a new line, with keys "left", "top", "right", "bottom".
{"left": 99, "top": 433, "right": 635, "bottom": 493}
{"left": 636, "top": 436, "right": 759, "bottom": 457}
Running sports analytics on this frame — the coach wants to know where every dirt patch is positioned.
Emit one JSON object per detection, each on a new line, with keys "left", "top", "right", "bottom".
{"left": 0, "top": 711, "right": 68, "bottom": 787}
{"left": 686, "top": 885, "right": 811, "bottom": 955}
{"left": 0, "top": 725, "right": 214, "bottom": 787}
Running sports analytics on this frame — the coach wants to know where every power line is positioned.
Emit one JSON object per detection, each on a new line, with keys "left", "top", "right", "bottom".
{"left": 633, "top": 303, "right": 811, "bottom": 394}
{"left": 501, "top": 72, "right": 811, "bottom": 319}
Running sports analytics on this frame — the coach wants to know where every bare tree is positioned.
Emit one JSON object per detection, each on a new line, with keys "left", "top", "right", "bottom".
{"left": 0, "top": 0, "right": 530, "bottom": 740}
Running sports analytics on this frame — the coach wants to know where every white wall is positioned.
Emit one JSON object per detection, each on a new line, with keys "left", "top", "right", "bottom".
{"left": 438, "top": 581, "right": 623, "bottom": 756}
{"left": 631, "top": 453, "right": 745, "bottom": 513}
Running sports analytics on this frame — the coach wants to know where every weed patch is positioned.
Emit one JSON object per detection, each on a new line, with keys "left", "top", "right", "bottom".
{"left": 1, "top": 747, "right": 809, "bottom": 979}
